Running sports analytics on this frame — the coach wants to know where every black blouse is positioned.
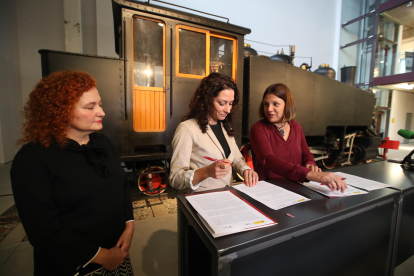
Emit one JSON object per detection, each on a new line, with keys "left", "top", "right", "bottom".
{"left": 11, "top": 133, "right": 134, "bottom": 276}
{"left": 209, "top": 122, "right": 231, "bottom": 158}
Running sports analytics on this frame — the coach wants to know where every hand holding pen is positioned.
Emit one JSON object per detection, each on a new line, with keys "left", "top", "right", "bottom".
{"left": 204, "top": 156, "right": 232, "bottom": 179}
{"left": 203, "top": 156, "right": 233, "bottom": 166}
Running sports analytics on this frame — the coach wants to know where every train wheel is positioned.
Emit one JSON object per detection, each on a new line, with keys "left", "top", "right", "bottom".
{"left": 319, "top": 157, "right": 337, "bottom": 170}
{"left": 236, "top": 144, "right": 254, "bottom": 181}
{"left": 137, "top": 166, "right": 167, "bottom": 196}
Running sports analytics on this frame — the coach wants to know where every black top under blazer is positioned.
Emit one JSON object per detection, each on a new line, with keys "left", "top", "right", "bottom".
{"left": 10, "top": 133, "right": 134, "bottom": 276}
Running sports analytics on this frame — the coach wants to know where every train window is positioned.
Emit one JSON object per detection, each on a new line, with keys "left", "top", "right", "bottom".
{"left": 176, "top": 25, "right": 236, "bottom": 80}
{"left": 177, "top": 26, "right": 208, "bottom": 78}
{"left": 133, "top": 17, "right": 164, "bottom": 87}
{"left": 210, "top": 35, "right": 236, "bottom": 78}
{"left": 132, "top": 16, "right": 166, "bottom": 132}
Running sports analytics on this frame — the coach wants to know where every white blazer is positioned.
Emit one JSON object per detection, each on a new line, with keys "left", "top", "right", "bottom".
{"left": 169, "top": 118, "right": 249, "bottom": 192}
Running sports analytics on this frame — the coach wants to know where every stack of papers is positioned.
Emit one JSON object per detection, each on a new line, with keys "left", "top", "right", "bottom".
{"left": 233, "top": 181, "right": 310, "bottom": 210}
{"left": 186, "top": 190, "right": 276, "bottom": 238}
{"left": 303, "top": 181, "right": 367, "bottom": 197}
{"left": 334, "top": 172, "right": 391, "bottom": 191}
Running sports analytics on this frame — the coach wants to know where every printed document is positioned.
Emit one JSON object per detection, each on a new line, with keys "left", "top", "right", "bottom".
{"left": 334, "top": 172, "right": 391, "bottom": 191}
{"left": 186, "top": 190, "right": 276, "bottom": 238}
{"left": 303, "top": 181, "right": 367, "bottom": 197}
{"left": 233, "top": 181, "right": 310, "bottom": 210}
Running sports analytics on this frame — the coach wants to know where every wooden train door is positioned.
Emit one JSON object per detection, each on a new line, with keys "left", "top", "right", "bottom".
{"left": 132, "top": 16, "right": 166, "bottom": 132}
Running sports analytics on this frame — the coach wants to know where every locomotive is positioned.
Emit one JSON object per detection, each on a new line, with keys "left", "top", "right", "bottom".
{"left": 39, "top": 0, "right": 381, "bottom": 195}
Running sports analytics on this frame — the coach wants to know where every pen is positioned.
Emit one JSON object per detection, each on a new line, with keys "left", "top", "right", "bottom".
{"left": 203, "top": 156, "right": 233, "bottom": 166}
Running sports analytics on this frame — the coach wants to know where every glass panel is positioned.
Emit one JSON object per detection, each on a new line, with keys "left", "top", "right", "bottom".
{"left": 179, "top": 29, "right": 206, "bottom": 76}
{"left": 133, "top": 17, "right": 164, "bottom": 87}
{"left": 341, "top": 14, "right": 376, "bottom": 42}
{"left": 374, "top": 4, "right": 414, "bottom": 77}
{"left": 342, "top": 0, "right": 376, "bottom": 23}
{"left": 373, "top": 88, "right": 389, "bottom": 107}
{"left": 210, "top": 36, "right": 233, "bottom": 77}
{"left": 338, "top": 41, "right": 373, "bottom": 84}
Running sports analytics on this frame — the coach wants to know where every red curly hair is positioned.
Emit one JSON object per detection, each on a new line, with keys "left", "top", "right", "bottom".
{"left": 19, "top": 71, "right": 97, "bottom": 148}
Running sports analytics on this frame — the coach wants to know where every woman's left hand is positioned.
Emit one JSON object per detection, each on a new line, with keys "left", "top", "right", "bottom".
{"left": 116, "top": 221, "right": 135, "bottom": 252}
{"left": 305, "top": 163, "right": 322, "bottom": 172}
{"left": 243, "top": 169, "right": 258, "bottom": 187}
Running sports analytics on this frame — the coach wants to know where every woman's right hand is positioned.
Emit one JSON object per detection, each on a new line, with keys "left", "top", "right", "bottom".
{"left": 306, "top": 171, "right": 348, "bottom": 193}
{"left": 207, "top": 160, "right": 231, "bottom": 179}
{"left": 92, "top": 247, "right": 129, "bottom": 271}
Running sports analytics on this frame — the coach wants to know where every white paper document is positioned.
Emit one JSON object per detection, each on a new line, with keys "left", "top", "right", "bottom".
{"left": 233, "top": 181, "right": 310, "bottom": 210}
{"left": 186, "top": 190, "right": 276, "bottom": 238}
{"left": 303, "top": 181, "right": 368, "bottom": 197}
{"left": 334, "top": 172, "right": 391, "bottom": 191}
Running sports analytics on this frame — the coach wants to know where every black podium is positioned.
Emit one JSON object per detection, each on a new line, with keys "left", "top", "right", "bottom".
{"left": 177, "top": 174, "right": 400, "bottom": 276}
{"left": 331, "top": 161, "right": 414, "bottom": 273}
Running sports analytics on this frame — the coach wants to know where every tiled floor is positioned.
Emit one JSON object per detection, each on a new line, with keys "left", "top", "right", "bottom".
{"left": 0, "top": 162, "right": 14, "bottom": 216}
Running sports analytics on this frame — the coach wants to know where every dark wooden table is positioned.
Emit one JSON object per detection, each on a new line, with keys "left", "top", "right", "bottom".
{"left": 177, "top": 171, "right": 400, "bottom": 276}
{"left": 331, "top": 161, "right": 414, "bottom": 272}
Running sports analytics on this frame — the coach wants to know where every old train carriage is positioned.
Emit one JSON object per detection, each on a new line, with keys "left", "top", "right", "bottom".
{"left": 40, "top": 0, "right": 250, "bottom": 194}
{"left": 39, "top": 0, "right": 381, "bottom": 195}
{"left": 242, "top": 56, "right": 382, "bottom": 170}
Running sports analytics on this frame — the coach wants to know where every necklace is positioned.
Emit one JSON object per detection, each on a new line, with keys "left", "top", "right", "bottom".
{"left": 276, "top": 122, "right": 286, "bottom": 137}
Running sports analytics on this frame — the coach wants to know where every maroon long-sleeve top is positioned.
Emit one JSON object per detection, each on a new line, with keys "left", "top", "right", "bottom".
{"left": 249, "top": 119, "right": 317, "bottom": 183}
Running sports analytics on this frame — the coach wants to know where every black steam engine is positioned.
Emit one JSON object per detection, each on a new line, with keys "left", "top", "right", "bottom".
{"left": 39, "top": 0, "right": 382, "bottom": 195}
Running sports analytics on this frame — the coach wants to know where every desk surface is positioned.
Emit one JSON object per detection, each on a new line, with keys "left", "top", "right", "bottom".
{"left": 330, "top": 161, "right": 414, "bottom": 191}
{"left": 177, "top": 175, "right": 399, "bottom": 257}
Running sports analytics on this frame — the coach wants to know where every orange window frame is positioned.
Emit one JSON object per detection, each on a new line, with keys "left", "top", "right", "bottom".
{"left": 176, "top": 25, "right": 237, "bottom": 80}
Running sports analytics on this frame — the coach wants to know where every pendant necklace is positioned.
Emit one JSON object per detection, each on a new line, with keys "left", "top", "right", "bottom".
{"left": 277, "top": 122, "right": 286, "bottom": 137}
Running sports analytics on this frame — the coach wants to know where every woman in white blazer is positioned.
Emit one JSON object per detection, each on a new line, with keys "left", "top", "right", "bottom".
{"left": 169, "top": 73, "right": 258, "bottom": 192}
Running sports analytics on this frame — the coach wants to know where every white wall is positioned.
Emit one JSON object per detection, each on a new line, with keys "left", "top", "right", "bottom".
{"left": 389, "top": 90, "right": 414, "bottom": 143}
{"left": 0, "top": 0, "right": 24, "bottom": 163}
{"left": 153, "top": 0, "right": 341, "bottom": 70}
{"left": 0, "top": 0, "right": 342, "bottom": 163}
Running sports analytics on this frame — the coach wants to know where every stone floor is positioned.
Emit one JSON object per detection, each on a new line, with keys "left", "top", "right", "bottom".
{"left": 2, "top": 144, "right": 414, "bottom": 275}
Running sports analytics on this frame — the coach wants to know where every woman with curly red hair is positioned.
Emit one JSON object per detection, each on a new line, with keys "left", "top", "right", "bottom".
{"left": 11, "top": 71, "right": 134, "bottom": 276}
{"left": 169, "top": 73, "right": 258, "bottom": 192}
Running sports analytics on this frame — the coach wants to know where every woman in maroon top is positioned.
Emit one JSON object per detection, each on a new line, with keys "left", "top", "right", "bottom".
{"left": 249, "top": 83, "right": 347, "bottom": 192}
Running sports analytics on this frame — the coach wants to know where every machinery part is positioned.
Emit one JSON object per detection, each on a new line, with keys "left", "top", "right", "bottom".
{"left": 314, "top": 64, "right": 336, "bottom": 79}
{"left": 341, "top": 133, "right": 357, "bottom": 166}
{"left": 236, "top": 144, "right": 254, "bottom": 181}
{"left": 340, "top": 66, "right": 356, "bottom": 86}
{"left": 352, "top": 144, "right": 367, "bottom": 164}
{"left": 319, "top": 157, "right": 338, "bottom": 170}
{"left": 244, "top": 43, "right": 258, "bottom": 57}
{"left": 317, "top": 148, "right": 341, "bottom": 169}
{"left": 270, "top": 52, "right": 292, "bottom": 64}
{"left": 137, "top": 166, "right": 167, "bottom": 196}
{"left": 309, "top": 148, "right": 329, "bottom": 162}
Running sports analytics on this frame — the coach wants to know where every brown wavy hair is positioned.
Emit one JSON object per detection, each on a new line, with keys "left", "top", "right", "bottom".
{"left": 18, "top": 71, "right": 97, "bottom": 148}
{"left": 258, "top": 83, "right": 296, "bottom": 121}
{"left": 182, "top": 73, "right": 239, "bottom": 136}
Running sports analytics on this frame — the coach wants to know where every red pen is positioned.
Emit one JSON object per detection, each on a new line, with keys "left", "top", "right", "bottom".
{"left": 203, "top": 156, "right": 233, "bottom": 166}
